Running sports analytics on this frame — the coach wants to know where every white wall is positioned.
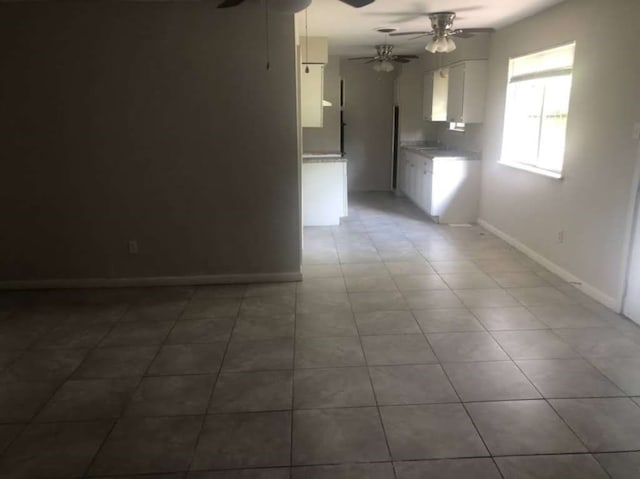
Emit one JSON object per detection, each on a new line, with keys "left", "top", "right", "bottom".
{"left": 341, "top": 59, "right": 395, "bottom": 192}
{"left": 302, "top": 55, "right": 341, "bottom": 153}
{"left": 480, "top": 0, "right": 640, "bottom": 307}
{"left": 0, "top": 2, "right": 301, "bottom": 285}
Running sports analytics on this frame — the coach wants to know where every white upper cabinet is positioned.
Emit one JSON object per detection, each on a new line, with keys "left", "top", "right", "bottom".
{"left": 299, "top": 37, "right": 328, "bottom": 128}
{"left": 447, "top": 63, "right": 465, "bottom": 122}
{"left": 446, "top": 60, "right": 488, "bottom": 123}
{"left": 432, "top": 68, "right": 449, "bottom": 122}
{"left": 423, "top": 68, "right": 449, "bottom": 122}
{"left": 300, "top": 64, "right": 324, "bottom": 128}
{"left": 299, "top": 37, "right": 328, "bottom": 64}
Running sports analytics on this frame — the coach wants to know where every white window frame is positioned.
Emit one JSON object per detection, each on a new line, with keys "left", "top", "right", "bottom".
{"left": 499, "top": 42, "right": 576, "bottom": 179}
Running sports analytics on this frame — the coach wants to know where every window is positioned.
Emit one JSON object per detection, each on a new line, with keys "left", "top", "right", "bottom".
{"left": 449, "top": 121, "right": 465, "bottom": 132}
{"left": 500, "top": 43, "right": 575, "bottom": 178}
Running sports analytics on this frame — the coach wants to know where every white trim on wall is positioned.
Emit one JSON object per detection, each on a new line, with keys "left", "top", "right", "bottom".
{"left": 0, "top": 272, "right": 303, "bottom": 290}
{"left": 478, "top": 219, "right": 618, "bottom": 311}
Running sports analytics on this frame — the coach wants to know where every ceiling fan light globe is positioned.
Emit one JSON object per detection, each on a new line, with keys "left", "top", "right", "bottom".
{"left": 446, "top": 37, "right": 457, "bottom": 52}
{"left": 270, "top": 0, "right": 312, "bottom": 13}
{"left": 381, "top": 60, "right": 394, "bottom": 72}
{"left": 436, "top": 36, "right": 450, "bottom": 52}
{"left": 425, "top": 39, "right": 438, "bottom": 53}
{"left": 372, "top": 62, "right": 383, "bottom": 72}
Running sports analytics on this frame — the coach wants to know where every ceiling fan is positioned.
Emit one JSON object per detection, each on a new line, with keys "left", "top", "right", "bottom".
{"left": 348, "top": 44, "right": 419, "bottom": 72}
{"left": 217, "top": 0, "right": 375, "bottom": 11}
{"left": 390, "top": 11, "right": 493, "bottom": 53}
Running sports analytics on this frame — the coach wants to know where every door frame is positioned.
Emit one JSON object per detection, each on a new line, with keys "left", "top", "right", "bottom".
{"left": 619, "top": 142, "right": 640, "bottom": 315}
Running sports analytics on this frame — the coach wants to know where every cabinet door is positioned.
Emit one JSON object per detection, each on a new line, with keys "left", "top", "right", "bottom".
{"left": 300, "top": 65, "right": 324, "bottom": 127}
{"left": 398, "top": 154, "right": 406, "bottom": 194}
{"left": 415, "top": 161, "right": 424, "bottom": 207}
{"left": 421, "top": 167, "right": 433, "bottom": 215}
{"left": 403, "top": 158, "right": 412, "bottom": 197}
{"left": 432, "top": 68, "right": 449, "bottom": 122}
{"left": 460, "top": 60, "right": 488, "bottom": 123}
{"left": 447, "top": 63, "right": 465, "bottom": 123}
{"left": 422, "top": 72, "right": 434, "bottom": 121}
{"left": 408, "top": 161, "right": 417, "bottom": 201}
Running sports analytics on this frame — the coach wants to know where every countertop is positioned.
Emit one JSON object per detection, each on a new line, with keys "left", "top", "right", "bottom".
{"left": 302, "top": 153, "right": 346, "bottom": 164}
{"left": 402, "top": 145, "right": 479, "bottom": 161}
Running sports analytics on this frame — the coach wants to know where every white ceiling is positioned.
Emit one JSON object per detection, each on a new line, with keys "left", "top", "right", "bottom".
{"left": 295, "top": 0, "right": 566, "bottom": 56}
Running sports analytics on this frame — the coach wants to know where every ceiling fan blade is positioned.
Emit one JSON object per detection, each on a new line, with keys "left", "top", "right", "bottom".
{"left": 453, "top": 28, "right": 494, "bottom": 38}
{"left": 365, "top": 59, "right": 378, "bottom": 64}
{"left": 389, "top": 31, "right": 430, "bottom": 36}
{"left": 395, "top": 55, "right": 420, "bottom": 59}
{"left": 363, "top": 5, "right": 482, "bottom": 23}
{"left": 363, "top": 12, "right": 428, "bottom": 24}
{"left": 217, "top": 0, "right": 246, "bottom": 8}
{"left": 394, "top": 58, "right": 412, "bottom": 63}
{"left": 348, "top": 57, "right": 376, "bottom": 61}
{"left": 339, "top": 0, "right": 376, "bottom": 7}
{"left": 459, "top": 28, "right": 495, "bottom": 33}
{"left": 447, "top": 6, "right": 483, "bottom": 13}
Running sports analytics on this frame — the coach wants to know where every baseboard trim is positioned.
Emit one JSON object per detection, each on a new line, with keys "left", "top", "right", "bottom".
{"left": 478, "top": 219, "right": 618, "bottom": 311}
{"left": 0, "top": 272, "right": 303, "bottom": 290}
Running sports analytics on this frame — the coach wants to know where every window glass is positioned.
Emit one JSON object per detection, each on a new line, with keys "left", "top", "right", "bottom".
{"left": 500, "top": 43, "right": 575, "bottom": 177}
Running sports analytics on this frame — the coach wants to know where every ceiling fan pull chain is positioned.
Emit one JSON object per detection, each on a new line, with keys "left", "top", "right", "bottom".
{"left": 304, "top": 8, "right": 310, "bottom": 73}
{"left": 265, "top": 0, "right": 271, "bottom": 70}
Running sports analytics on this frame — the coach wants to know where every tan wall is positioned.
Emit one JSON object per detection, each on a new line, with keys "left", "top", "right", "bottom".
{"left": 396, "top": 60, "right": 430, "bottom": 144}
{"left": 0, "top": 2, "right": 301, "bottom": 283}
{"left": 480, "top": 0, "right": 640, "bottom": 305}
{"left": 340, "top": 59, "right": 395, "bottom": 192}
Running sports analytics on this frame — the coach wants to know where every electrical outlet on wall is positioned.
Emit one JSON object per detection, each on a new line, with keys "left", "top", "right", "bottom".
{"left": 557, "top": 231, "right": 565, "bottom": 244}
{"left": 128, "top": 240, "right": 139, "bottom": 255}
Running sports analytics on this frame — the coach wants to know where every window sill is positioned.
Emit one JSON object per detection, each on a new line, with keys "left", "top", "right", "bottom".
{"left": 498, "top": 161, "right": 563, "bottom": 179}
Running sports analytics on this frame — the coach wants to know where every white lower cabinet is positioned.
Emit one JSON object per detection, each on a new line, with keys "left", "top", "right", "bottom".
{"left": 302, "top": 158, "right": 348, "bottom": 226}
{"left": 420, "top": 169, "right": 433, "bottom": 214}
{"left": 400, "top": 148, "right": 480, "bottom": 224}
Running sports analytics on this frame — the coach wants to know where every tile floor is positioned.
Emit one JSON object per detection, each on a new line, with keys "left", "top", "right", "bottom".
{"left": 1, "top": 192, "right": 640, "bottom": 478}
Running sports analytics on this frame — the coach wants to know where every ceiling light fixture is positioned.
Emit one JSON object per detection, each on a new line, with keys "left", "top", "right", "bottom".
{"left": 349, "top": 43, "right": 417, "bottom": 73}
{"left": 373, "top": 60, "right": 394, "bottom": 73}
{"left": 425, "top": 35, "right": 456, "bottom": 53}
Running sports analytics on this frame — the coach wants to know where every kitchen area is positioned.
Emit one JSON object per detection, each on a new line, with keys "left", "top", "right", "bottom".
{"left": 299, "top": 37, "right": 348, "bottom": 227}
{"left": 396, "top": 55, "right": 489, "bottom": 224}
{"left": 299, "top": 30, "right": 490, "bottom": 228}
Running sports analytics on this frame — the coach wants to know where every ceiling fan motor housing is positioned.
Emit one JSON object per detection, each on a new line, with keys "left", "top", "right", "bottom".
{"left": 375, "top": 44, "right": 394, "bottom": 58}
{"left": 429, "top": 11, "right": 457, "bottom": 35}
